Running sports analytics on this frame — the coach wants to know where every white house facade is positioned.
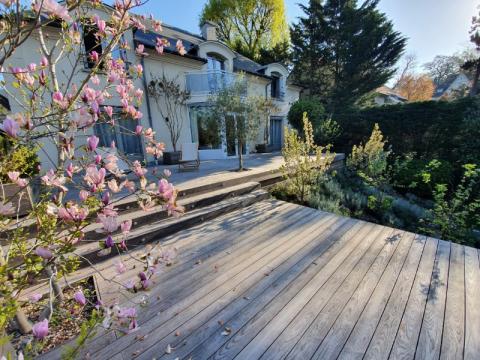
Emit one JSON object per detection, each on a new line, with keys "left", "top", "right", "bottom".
{"left": 2, "top": 5, "right": 302, "bottom": 170}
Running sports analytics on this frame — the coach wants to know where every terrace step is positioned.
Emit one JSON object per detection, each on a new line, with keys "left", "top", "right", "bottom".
{"left": 75, "top": 188, "right": 270, "bottom": 267}
{"left": 83, "top": 181, "right": 262, "bottom": 241}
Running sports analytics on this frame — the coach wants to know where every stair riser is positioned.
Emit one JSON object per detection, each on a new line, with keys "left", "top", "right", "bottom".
{"left": 79, "top": 191, "right": 269, "bottom": 267}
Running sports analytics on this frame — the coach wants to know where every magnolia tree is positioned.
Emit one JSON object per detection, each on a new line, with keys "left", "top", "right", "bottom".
{"left": 0, "top": 0, "right": 186, "bottom": 357}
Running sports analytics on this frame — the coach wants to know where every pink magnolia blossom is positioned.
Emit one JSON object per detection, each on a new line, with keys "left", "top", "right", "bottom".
{"left": 132, "top": 161, "right": 147, "bottom": 177}
{"left": 136, "top": 44, "right": 148, "bottom": 56}
{"left": 94, "top": 15, "right": 107, "bottom": 35}
{"left": 7, "top": 171, "right": 28, "bottom": 187}
{"left": 52, "top": 91, "right": 68, "bottom": 109}
{"left": 79, "top": 190, "right": 90, "bottom": 202}
{"left": 122, "top": 179, "right": 136, "bottom": 192}
{"left": 87, "top": 135, "right": 100, "bottom": 152}
{"left": 102, "top": 191, "right": 110, "bottom": 206}
{"left": 155, "top": 37, "right": 169, "bottom": 55}
{"left": 1, "top": 117, "right": 20, "bottom": 138}
{"left": 115, "top": 261, "right": 126, "bottom": 274}
{"left": 121, "top": 219, "right": 132, "bottom": 234}
{"left": 95, "top": 154, "right": 102, "bottom": 165}
{"left": 105, "top": 235, "right": 115, "bottom": 248}
{"left": 32, "top": 319, "right": 49, "bottom": 340}
{"left": 0, "top": 202, "right": 15, "bottom": 216}
{"left": 74, "top": 290, "right": 86, "bottom": 306}
{"left": 158, "top": 179, "right": 175, "bottom": 201}
{"left": 98, "top": 214, "right": 119, "bottom": 233}
{"left": 33, "top": 0, "right": 71, "bottom": 22}
{"left": 89, "top": 51, "right": 100, "bottom": 64}
{"left": 104, "top": 106, "right": 114, "bottom": 118}
{"left": 135, "top": 125, "right": 143, "bottom": 135}
{"left": 58, "top": 204, "right": 88, "bottom": 222}
{"left": 91, "top": 75, "right": 100, "bottom": 86}
{"left": 176, "top": 40, "right": 187, "bottom": 56}
{"left": 144, "top": 127, "right": 155, "bottom": 140}
{"left": 41, "top": 169, "right": 68, "bottom": 192}
{"left": 29, "top": 293, "right": 42, "bottom": 303}
{"left": 84, "top": 166, "right": 106, "bottom": 191}
{"left": 40, "top": 56, "right": 49, "bottom": 67}
{"left": 163, "top": 169, "right": 172, "bottom": 177}
{"left": 107, "top": 179, "right": 122, "bottom": 193}
{"left": 35, "top": 247, "right": 53, "bottom": 259}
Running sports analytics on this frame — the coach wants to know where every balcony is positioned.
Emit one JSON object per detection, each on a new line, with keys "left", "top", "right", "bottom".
{"left": 185, "top": 70, "right": 246, "bottom": 96}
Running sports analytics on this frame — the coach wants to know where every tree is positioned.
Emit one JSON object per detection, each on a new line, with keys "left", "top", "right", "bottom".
{"left": 200, "top": 0, "right": 290, "bottom": 60}
{"left": 208, "top": 76, "right": 263, "bottom": 171}
{"left": 392, "top": 53, "right": 417, "bottom": 89}
{"left": 291, "top": 0, "right": 406, "bottom": 112}
{"left": 257, "top": 39, "right": 292, "bottom": 66}
{"left": 395, "top": 74, "right": 435, "bottom": 102}
{"left": 147, "top": 73, "right": 190, "bottom": 152}
{"left": 424, "top": 55, "right": 462, "bottom": 86}
{"left": 0, "top": 1, "right": 183, "bottom": 357}
{"left": 466, "top": 10, "right": 480, "bottom": 96}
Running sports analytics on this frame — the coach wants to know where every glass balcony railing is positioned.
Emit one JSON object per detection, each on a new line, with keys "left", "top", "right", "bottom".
{"left": 185, "top": 70, "right": 246, "bottom": 96}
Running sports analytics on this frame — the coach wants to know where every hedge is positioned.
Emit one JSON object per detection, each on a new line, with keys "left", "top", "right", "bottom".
{"left": 332, "top": 97, "right": 479, "bottom": 166}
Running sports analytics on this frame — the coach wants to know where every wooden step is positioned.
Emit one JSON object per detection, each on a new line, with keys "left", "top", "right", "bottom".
{"left": 75, "top": 189, "right": 270, "bottom": 267}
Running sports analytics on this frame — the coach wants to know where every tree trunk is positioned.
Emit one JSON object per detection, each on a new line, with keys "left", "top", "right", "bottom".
{"left": 238, "top": 141, "right": 244, "bottom": 171}
{"left": 469, "top": 60, "right": 480, "bottom": 97}
{"left": 15, "top": 309, "right": 32, "bottom": 334}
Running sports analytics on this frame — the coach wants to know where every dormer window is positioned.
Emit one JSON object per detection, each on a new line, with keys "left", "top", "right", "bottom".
{"left": 207, "top": 54, "right": 225, "bottom": 72}
{"left": 271, "top": 73, "right": 281, "bottom": 98}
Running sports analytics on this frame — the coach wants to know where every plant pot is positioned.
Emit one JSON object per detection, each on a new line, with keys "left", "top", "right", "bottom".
{"left": 256, "top": 144, "right": 268, "bottom": 153}
{"left": 3, "top": 182, "right": 33, "bottom": 217}
{"left": 163, "top": 151, "right": 182, "bottom": 165}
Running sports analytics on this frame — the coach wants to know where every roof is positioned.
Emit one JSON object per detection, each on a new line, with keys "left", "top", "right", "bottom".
{"left": 376, "top": 86, "right": 407, "bottom": 101}
{"left": 433, "top": 73, "right": 471, "bottom": 98}
{"left": 232, "top": 54, "right": 272, "bottom": 79}
{"left": 134, "top": 29, "right": 207, "bottom": 63}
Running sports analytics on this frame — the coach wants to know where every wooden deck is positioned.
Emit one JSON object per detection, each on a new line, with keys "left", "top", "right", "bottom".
{"left": 52, "top": 199, "right": 480, "bottom": 360}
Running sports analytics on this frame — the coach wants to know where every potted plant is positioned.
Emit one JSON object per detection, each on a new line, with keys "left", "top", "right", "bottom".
{"left": 0, "top": 140, "right": 40, "bottom": 217}
{"left": 148, "top": 73, "right": 190, "bottom": 165}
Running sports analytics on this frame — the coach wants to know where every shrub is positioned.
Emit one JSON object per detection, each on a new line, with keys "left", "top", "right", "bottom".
{"left": 347, "top": 123, "right": 391, "bottom": 185}
{"left": 281, "top": 112, "right": 334, "bottom": 203}
{"left": 315, "top": 118, "right": 341, "bottom": 145}
{"left": 287, "top": 98, "right": 325, "bottom": 134}
{"left": 391, "top": 155, "right": 454, "bottom": 198}
{"left": 421, "top": 164, "right": 480, "bottom": 246}
{"left": 0, "top": 145, "right": 40, "bottom": 182}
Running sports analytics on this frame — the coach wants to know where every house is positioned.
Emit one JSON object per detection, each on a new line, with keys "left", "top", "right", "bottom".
{"left": 433, "top": 73, "right": 471, "bottom": 100}
{"left": 373, "top": 86, "right": 407, "bottom": 106}
{"left": 1, "top": 4, "right": 302, "bottom": 170}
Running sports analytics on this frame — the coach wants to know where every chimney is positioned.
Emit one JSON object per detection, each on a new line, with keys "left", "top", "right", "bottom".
{"left": 201, "top": 21, "right": 218, "bottom": 41}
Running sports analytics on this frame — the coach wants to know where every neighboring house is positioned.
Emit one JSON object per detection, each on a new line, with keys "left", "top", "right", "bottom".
{"left": 433, "top": 73, "right": 471, "bottom": 100}
{"left": 373, "top": 86, "right": 407, "bottom": 106}
{"left": 2, "top": 5, "right": 301, "bottom": 170}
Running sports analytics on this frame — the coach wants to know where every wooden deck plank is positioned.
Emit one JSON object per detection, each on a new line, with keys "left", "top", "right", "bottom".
{"left": 260, "top": 226, "right": 396, "bottom": 360}
{"left": 93, "top": 206, "right": 332, "bottom": 359}
{"left": 363, "top": 235, "right": 427, "bottom": 360}
{"left": 86, "top": 203, "right": 311, "bottom": 356}
{"left": 415, "top": 240, "right": 451, "bottom": 360}
{"left": 440, "top": 243, "right": 465, "bottom": 360}
{"left": 464, "top": 246, "right": 480, "bottom": 359}
{"left": 388, "top": 237, "right": 439, "bottom": 360}
{"left": 310, "top": 230, "right": 409, "bottom": 360}
{"left": 178, "top": 220, "right": 363, "bottom": 360}
{"left": 208, "top": 222, "right": 375, "bottom": 360}
{"left": 131, "top": 212, "right": 343, "bottom": 359}
{"left": 337, "top": 233, "right": 418, "bottom": 360}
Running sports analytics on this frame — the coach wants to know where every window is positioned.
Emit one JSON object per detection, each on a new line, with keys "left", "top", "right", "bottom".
{"left": 83, "top": 25, "right": 103, "bottom": 69}
{"left": 94, "top": 108, "right": 143, "bottom": 160}
{"left": 271, "top": 73, "right": 281, "bottom": 99}
{"left": 207, "top": 54, "right": 225, "bottom": 71}
{"left": 189, "top": 107, "right": 221, "bottom": 150}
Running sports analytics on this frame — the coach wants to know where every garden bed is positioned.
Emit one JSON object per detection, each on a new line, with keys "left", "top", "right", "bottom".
{"left": 8, "top": 277, "right": 99, "bottom": 357}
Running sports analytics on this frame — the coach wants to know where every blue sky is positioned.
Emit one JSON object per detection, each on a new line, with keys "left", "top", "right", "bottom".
{"left": 135, "top": 0, "right": 478, "bottom": 67}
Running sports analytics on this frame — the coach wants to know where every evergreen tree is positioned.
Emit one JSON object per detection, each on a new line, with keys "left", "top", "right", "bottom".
{"left": 291, "top": 0, "right": 406, "bottom": 112}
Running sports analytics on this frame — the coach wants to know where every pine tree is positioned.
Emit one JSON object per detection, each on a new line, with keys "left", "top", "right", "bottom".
{"left": 291, "top": 0, "right": 406, "bottom": 112}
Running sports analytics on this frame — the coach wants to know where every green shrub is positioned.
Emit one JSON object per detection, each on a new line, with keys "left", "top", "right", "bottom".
{"left": 315, "top": 118, "right": 341, "bottom": 145}
{"left": 421, "top": 164, "right": 480, "bottom": 246}
{"left": 0, "top": 145, "right": 40, "bottom": 182}
{"left": 347, "top": 123, "right": 391, "bottom": 185}
{"left": 391, "top": 155, "right": 454, "bottom": 198}
{"left": 287, "top": 98, "right": 325, "bottom": 134}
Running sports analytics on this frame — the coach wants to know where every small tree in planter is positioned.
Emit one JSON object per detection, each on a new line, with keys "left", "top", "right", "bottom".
{"left": 148, "top": 73, "right": 190, "bottom": 164}
{"left": 208, "top": 76, "right": 264, "bottom": 171}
